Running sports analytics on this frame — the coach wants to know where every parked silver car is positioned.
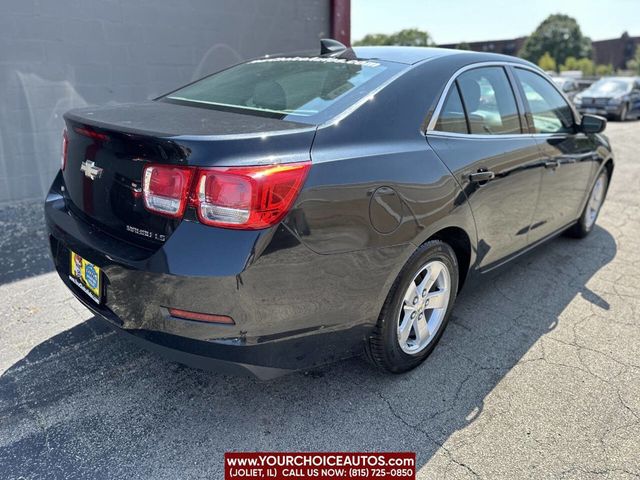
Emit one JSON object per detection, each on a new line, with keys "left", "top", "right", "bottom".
{"left": 551, "top": 77, "right": 581, "bottom": 101}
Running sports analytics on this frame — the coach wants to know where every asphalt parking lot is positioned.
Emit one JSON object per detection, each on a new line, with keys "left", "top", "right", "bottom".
{"left": 1, "top": 121, "right": 639, "bottom": 480}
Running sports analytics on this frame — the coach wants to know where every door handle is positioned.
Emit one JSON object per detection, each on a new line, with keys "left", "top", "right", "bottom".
{"left": 469, "top": 170, "right": 495, "bottom": 183}
{"left": 544, "top": 159, "right": 560, "bottom": 169}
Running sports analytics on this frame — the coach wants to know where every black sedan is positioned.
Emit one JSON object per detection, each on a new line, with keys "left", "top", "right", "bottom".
{"left": 45, "top": 40, "right": 613, "bottom": 379}
{"left": 574, "top": 76, "right": 640, "bottom": 121}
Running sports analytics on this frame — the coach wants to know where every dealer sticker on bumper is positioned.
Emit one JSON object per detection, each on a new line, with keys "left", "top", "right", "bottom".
{"left": 69, "top": 250, "right": 102, "bottom": 304}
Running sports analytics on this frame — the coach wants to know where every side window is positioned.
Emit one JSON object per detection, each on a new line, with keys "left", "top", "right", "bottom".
{"left": 456, "top": 67, "right": 521, "bottom": 135}
{"left": 515, "top": 69, "right": 574, "bottom": 134}
{"left": 434, "top": 84, "right": 468, "bottom": 134}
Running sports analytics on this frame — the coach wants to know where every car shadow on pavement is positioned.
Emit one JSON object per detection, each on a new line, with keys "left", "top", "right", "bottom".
{"left": 0, "top": 226, "right": 617, "bottom": 479}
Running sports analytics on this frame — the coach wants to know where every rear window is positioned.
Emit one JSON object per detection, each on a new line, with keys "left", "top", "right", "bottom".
{"left": 162, "top": 57, "right": 397, "bottom": 122}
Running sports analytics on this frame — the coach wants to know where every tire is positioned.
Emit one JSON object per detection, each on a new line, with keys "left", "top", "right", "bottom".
{"left": 365, "top": 240, "right": 459, "bottom": 373}
{"left": 617, "top": 103, "right": 628, "bottom": 122}
{"left": 567, "top": 171, "right": 609, "bottom": 239}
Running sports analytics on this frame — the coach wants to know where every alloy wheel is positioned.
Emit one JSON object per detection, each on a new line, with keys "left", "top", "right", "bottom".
{"left": 397, "top": 260, "right": 451, "bottom": 354}
{"left": 585, "top": 173, "right": 607, "bottom": 230}
{"left": 620, "top": 104, "right": 628, "bottom": 122}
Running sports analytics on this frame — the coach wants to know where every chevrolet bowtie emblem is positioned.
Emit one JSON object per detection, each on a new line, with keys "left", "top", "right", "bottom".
{"left": 80, "top": 160, "right": 103, "bottom": 180}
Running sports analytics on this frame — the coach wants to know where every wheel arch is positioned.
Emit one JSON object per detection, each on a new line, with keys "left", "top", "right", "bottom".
{"left": 595, "top": 156, "right": 614, "bottom": 198}
{"left": 601, "top": 157, "right": 615, "bottom": 200}
{"left": 603, "top": 157, "right": 614, "bottom": 181}
{"left": 423, "top": 226, "right": 473, "bottom": 292}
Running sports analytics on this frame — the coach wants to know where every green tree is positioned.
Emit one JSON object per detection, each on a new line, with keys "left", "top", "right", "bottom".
{"left": 627, "top": 45, "right": 640, "bottom": 74}
{"left": 538, "top": 52, "right": 557, "bottom": 72}
{"left": 560, "top": 56, "right": 579, "bottom": 71}
{"left": 560, "top": 56, "right": 595, "bottom": 76}
{"left": 353, "top": 28, "right": 434, "bottom": 47}
{"left": 576, "top": 57, "right": 595, "bottom": 76}
{"left": 353, "top": 33, "right": 395, "bottom": 46}
{"left": 353, "top": 33, "right": 391, "bottom": 46}
{"left": 391, "top": 28, "right": 434, "bottom": 46}
{"left": 456, "top": 42, "right": 471, "bottom": 51}
{"left": 595, "top": 64, "right": 613, "bottom": 76}
{"left": 519, "top": 14, "right": 592, "bottom": 66}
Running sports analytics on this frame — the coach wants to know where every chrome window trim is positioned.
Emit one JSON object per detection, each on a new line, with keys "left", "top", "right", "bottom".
{"left": 426, "top": 131, "right": 568, "bottom": 140}
{"left": 320, "top": 56, "right": 444, "bottom": 129}
{"left": 425, "top": 61, "right": 580, "bottom": 135}
{"left": 320, "top": 67, "right": 409, "bottom": 128}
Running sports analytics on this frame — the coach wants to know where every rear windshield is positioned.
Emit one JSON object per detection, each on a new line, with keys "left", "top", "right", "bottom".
{"left": 162, "top": 56, "right": 400, "bottom": 123}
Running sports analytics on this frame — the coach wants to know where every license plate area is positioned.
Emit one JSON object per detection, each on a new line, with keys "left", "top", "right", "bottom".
{"left": 69, "top": 250, "right": 102, "bottom": 304}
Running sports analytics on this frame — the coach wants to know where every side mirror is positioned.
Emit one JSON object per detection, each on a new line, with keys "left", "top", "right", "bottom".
{"left": 580, "top": 114, "right": 606, "bottom": 134}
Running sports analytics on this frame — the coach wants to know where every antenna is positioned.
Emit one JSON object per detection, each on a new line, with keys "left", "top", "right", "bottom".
{"left": 320, "top": 38, "right": 348, "bottom": 55}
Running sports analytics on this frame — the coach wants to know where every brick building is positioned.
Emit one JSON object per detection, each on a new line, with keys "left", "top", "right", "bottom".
{"left": 439, "top": 33, "right": 640, "bottom": 69}
{"left": 592, "top": 32, "right": 640, "bottom": 69}
{"left": 439, "top": 37, "right": 527, "bottom": 57}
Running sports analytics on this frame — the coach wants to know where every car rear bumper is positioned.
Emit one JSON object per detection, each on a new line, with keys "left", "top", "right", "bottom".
{"left": 45, "top": 173, "right": 406, "bottom": 378}
{"left": 58, "top": 272, "right": 293, "bottom": 380}
{"left": 58, "top": 272, "right": 368, "bottom": 380}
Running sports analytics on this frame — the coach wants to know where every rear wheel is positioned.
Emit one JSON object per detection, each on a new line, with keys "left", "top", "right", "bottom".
{"left": 365, "top": 240, "right": 458, "bottom": 373}
{"left": 567, "top": 171, "right": 608, "bottom": 238}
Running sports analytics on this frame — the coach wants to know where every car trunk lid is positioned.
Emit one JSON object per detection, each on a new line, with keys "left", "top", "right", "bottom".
{"left": 62, "top": 101, "right": 316, "bottom": 250}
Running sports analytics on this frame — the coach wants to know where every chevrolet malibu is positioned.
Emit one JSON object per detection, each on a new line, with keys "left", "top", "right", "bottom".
{"left": 45, "top": 41, "right": 613, "bottom": 379}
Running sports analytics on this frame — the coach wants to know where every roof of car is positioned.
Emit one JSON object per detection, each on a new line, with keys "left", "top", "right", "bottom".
{"left": 350, "top": 46, "right": 532, "bottom": 66}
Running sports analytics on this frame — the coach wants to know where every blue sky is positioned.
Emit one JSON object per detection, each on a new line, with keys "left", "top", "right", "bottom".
{"left": 351, "top": 0, "right": 640, "bottom": 44}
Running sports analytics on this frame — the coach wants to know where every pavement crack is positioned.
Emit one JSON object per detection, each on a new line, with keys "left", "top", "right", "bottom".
{"left": 377, "top": 390, "right": 482, "bottom": 479}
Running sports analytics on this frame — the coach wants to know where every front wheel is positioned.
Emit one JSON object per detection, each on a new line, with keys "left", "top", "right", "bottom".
{"left": 617, "top": 103, "right": 628, "bottom": 122}
{"left": 365, "top": 240, "right": 458, "bottom": 373}
{"left": 567, "top": 171, "right": 609, "bottom": 238}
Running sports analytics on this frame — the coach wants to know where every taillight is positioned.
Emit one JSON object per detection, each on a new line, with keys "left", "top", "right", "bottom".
{"left": 61, "top": 129, "right": 69, "bottom": 171}
{"left": 192, "top": 162, "right": 311, "bottom": 229}
{"left": 142, "top": 165, "right": 194, "bottom": 218}
{"left": 141, "top": 161, "right": 310, "bottom": 229}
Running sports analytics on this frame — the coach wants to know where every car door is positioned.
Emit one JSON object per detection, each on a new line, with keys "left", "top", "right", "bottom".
{"left": 426, "top": 65, "right": 544, "bottom": 269}
{"left": 512, "top": 67, "right": 599, "bottom": 243}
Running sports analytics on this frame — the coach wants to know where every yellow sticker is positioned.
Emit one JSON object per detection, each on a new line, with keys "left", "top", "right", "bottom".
{"left": 70, "top": 251, "right": 101, "bottom": 299}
